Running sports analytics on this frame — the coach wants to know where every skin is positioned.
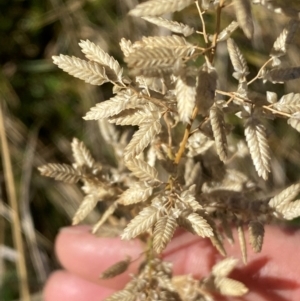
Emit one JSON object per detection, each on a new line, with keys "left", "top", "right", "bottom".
{"left": 43, "top": 225, "right": 300, "bottom": 301}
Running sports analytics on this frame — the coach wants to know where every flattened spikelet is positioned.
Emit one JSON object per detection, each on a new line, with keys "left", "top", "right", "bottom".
{"left": 71, "top": 138, "right": 95, "bottom": 168}
{"left": 271, "top": 19, "right": 299, "bottom": 58}
{"left": 184, "top": 161, "right": 202, "bottom": 187}
{"left": 227, "top": 38, "right": 249, "bottom": 80}
{"left": 288, "top": 113, "right": 300, "bottom": 132}
{"left": 109, "top": 105, "right": 159, "bottom": 126}
{"left": 119, "top": 38, "right": 134, "bottom": 57}
{"left": 52, "top": 55, "right": 108, "bottom": 85}
{"left": 153, "top": 215, "right": 177, "bottom": 253}
{"left": 186, "top": 213, "right": 213, "bottom": 237}
{"left": 196, "top": 68, "right": 217, "bottom": 116}
{"left": 142, "top": 16, "right": 194, "bottom": 37}
{"left": 249, "top": 221, "right": 264, "bottom": 252}
{"left": 136, "top": 35, "right": 192, "bottom": 51}
{"left": 72, "top": 195, "right": 98, "bottom": 225}
{"left": 180, "top": 187, "right": 203, "bottom": 211}
{"left": 210, "top": 233, "right": 226, "bottom": 257}
{"left": 83, "top": 90, "right": 138, "bottom": 120}
{"left": 129, "top": 0, "right": 194, "bottom": 17}
{"left": 266, "top": 67, "right": 300, "bottom": 83}
{"left": 233, "top": 0, "right": 254, "bottom": 39}
{"left": 212, "top": 258, "right": 238, "bottom": 278}
{"left": 237, "top": 225, "right": 247, "bottom": 264}
{"left": 38, "top": 163, "right": 81, "bottom": 183}
{"left": 121, "top": 205, "right": 161, "bottom": 240}
{"left": 244, "top": 118, "right": 271, "bottom": 180}
{"left": 104, "top": 290, "right": 135, "bottom": 301}
{"left": 210, "top": 105, "right": 228, "bottom": 162}
{"left": 269, "top": 183, "right": 300, "bottom": 209}
{"left": 124, "top": 120, "right": 161, "bottom": 160}
{"left": 217, "top": 21, "right": 239, "bottom": 42}
{"left": 117, "top": 183, "right": 153, "bottom": 205}
{"left": 216, "top": 277, "right": 249, "bottom": 296}
{"left": 100, "top": 257, "right": 131, "bottom": 279}
{"left": 176, "top": 69, "right": 197, "bottom": 123}
{"left": 279, "top": 200, "right": 300, "bottom": 220}
{"left": 126, "top": 158, "right": 158, "bottom": 182}
{"left": 125, "top": 47, "right": 180, "bottom": 70}
{"left": 79, "top": 40, "right": 123, "bottom": 82}
{"left": 92, "top": 202, "right": 118, "bottom": 234}
{"left": 273, "top": 93, "right": 300, "bottom": 114}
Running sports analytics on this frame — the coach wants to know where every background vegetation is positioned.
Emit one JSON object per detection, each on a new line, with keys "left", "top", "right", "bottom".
{"left": 1, "top": 0, "right": 300, "bottom": 300}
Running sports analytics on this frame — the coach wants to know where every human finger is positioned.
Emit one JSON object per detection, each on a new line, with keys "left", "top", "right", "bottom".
{"left": 43, "top": 270, "right": 114, "bottom": 301}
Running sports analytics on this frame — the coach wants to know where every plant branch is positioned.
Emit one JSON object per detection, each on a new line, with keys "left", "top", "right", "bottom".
{"left": 174, "top": 107, "right": 198, "bottom": 164}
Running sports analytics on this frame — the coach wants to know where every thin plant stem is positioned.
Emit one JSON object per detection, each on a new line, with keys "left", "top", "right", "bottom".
{"left": 195, "top": 1, "right": 209, "bottom": 45}
{"left": 248, "top": 58, "right": 273, "bottom": 85}
{"left": 210, "top": 0, "right": 225, "bottom": 62}
{"left": 174, "top": 107, "right": 198, "bottom": 164}
{"left": 0, "top": 102, "right": 30, "bottom": 301}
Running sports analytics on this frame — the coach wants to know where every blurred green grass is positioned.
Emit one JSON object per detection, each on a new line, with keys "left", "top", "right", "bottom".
{"left": 1, "top": 1, "right": 300, "bottom": 300}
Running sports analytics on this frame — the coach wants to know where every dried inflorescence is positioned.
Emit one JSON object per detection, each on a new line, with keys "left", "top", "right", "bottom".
{"left": 39, "top": 0, "right": 300, "bottom": 300}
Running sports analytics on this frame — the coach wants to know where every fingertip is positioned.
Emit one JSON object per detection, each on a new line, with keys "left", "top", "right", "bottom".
{"left": 43, "top": 270, "right": 114, "bottom": 301}
{"left": 55, "top": 225, "right": 144, "bottom": 289}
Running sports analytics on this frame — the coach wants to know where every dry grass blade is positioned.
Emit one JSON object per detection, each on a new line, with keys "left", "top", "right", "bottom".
{"left": 100, "top": 256, "right": 131, "bottom": 279}
{"left": 153, "top": 215, "right": 177, "bottom": 253}
{"left": 237, "top": 225, "right": 247, "bottom": 264}
{"left": 79, "top": 39, "right": 123, "bottom": 82}
{"left": 129, "top": 0, "right": 194, "bottom": 17}
{"left": 244, "top": 118, "right": 271, "bottom": 180}
{"left": 142, "top": 16, "right": 194, "bottom": 37}
{"left": 210, "top": 105, "right": 228, "bottom": 162}
{"left": 233, "top": 0, "right": 254, "bottom": 39}
{"left": 124, "top": 120, "right": 161, "bottom": 160}
{"left": 52, "top": 55, "right": 109, "bottom": 85}
{"left": 176, "top": 69, "right": 197, "bottom": 123}
{"left": 72, "top": 195, "right": 98, "bottom": 225}
{"left": 216, "top": 277, "right": 249, "bottom": 296}
{"left": 266, "top": 67, "right": 300, "bottom": 83}
{"left": 126, "top": 158, "right": 158, "bottom": 182}
{"left": 227, "top": 38, "right": 249, "bottom": 80}
{"left": 38, "top": 163, "right": 82, "bottom": 183}
{"left": 269, "top": 183, "right": 300, "bottom": 209}
{"left": 121, "top": 205, "right": 161, "bottom": 240}
{"left": 71, "top": 138, "right": 95, "bottom": 168}
{"left": 249, "top": 221, "right": 264, "bottom": 252}
{"left": 117, "top": 183, "right": 152, "bottom": 205}
{"left": 186, "top": 213, "right": 213, "bottom": 237}
{"left": 287, "top": 113, "right": 300, "bottom": 132}
{"left": 83, "top": 90, "right": 138, "bottom": 120}
{"left": 0, "top": 103, "right": 30, "bottom": 301}
{"left": 273, "top": 93, "right": 300, "bottom": 114}
{"left": 212, "top": 257, "right": 238, "bottom": 278}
